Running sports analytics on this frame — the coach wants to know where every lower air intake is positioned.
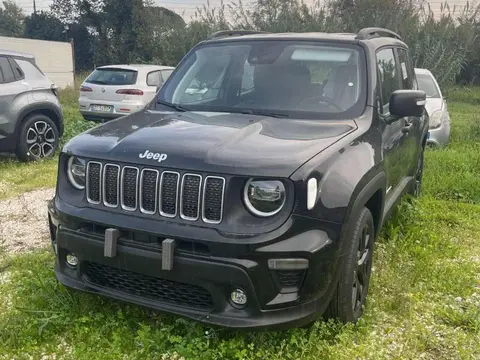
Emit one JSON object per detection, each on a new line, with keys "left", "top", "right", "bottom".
{"left": 83, "top": 262, "right": 213, "bottom": 310}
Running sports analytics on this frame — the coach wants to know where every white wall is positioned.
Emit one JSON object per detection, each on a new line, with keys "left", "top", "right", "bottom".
{"left": 0, "top": 36, "right": 74, "bottom": 89}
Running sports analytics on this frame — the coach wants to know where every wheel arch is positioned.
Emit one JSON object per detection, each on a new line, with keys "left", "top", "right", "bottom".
{"left": 345, "top": 171, "right": 386, "bottom": 238}
{"left": 15, "top": 103, "right": 64, "bottom": 140}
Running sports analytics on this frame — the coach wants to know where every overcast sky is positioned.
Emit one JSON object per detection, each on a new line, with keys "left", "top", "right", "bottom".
{"left": 11, "top": 0, "right": 476, "bottom": 21}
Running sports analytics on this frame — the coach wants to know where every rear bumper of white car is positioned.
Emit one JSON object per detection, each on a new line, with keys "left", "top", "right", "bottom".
{"left": 79, "top": 98, "right": 147, "bottom": 122}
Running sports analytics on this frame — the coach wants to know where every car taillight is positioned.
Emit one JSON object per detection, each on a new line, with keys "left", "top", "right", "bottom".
{"left": 80, "top": 86, "right": 93, "bottom": 92}
{"left": 116, "top": 89, "right": 144, "bottom": 95}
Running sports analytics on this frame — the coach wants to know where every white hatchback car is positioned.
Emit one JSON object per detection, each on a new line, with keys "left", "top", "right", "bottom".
{"left": 414, "top": 68, "right": 451, "bottom": 147}
{"left": 79, "top": 64, "right": 174, "bottom": 122}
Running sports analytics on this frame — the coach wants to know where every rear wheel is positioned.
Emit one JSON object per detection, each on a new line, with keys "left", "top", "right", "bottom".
{"left": 325, "top": 207, "right": 375, "bottom": 323}
{"left": 15, "top": 114, "right": 59, "bottom": 162}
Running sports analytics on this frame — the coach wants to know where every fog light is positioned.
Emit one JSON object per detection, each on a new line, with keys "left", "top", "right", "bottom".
{"left": 66, "top": 253, "right": 78, "bottom": 267}
{"left": 230, "top": 289, "right": 247, "bottom": 306}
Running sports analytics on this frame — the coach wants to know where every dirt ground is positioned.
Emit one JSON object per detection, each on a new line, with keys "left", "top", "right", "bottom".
{"left": 0, "top": 188, "right": 55, "bottom": 254}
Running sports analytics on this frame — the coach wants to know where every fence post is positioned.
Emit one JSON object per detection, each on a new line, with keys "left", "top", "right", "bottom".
{"left": 70, "top": 38, "right": 76, "bottom": 88}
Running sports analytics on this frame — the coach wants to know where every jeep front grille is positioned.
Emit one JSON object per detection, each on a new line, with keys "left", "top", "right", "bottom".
{"left": 160, "top": 171, "right": 180, "bottom": 217}
{"left": 121, "top": 167, "right": 139, "bottom": 211}
{"left": 86, "top": 162, "right": 226, "bottom": 224}
{"left": 86, "top": 162, "right": 102, "bottom": 204}
{"left": 180, "top": 174, "right": 201, "bottom": 220}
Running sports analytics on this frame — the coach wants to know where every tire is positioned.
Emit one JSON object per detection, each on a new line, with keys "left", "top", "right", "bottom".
{"left": 15, "top": 114, "right": 60, "bottom": 162}
{"left": 411, "top": 149, "right": 424, "bottom": 198}
{"left": 325, "top": 207, "right": 375, "bottom": 323}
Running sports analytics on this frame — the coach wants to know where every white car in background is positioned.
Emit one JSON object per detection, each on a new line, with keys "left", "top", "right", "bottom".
{"left": 79, "top": 64, "right": 174, "bottom": 122}
{"left": 414, "top": 68, "right": 451, "bottom": 147}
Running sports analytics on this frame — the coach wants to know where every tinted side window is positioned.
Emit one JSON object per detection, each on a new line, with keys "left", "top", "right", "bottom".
{"left": 0, "top": 56, "right": 15, "bottom": 83}
{"left": 397, "top": 48, "right": 414, "bottom": 89}
{"left": 376, "top": 48, "right": 401, "bottom": 113}
{"left": 9, "top": 58, "right": 24, "bottom": 80}
{"left": 147, "top": 71, "right": 161, "bottom": 86}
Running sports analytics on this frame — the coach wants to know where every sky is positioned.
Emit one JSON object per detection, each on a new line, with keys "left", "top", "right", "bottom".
{"left": 11, "top": 0, "right": 477, "bottom": 21}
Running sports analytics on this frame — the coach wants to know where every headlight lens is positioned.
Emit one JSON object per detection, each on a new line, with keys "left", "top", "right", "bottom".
{"left": 429, "top": 110, "right": 443, "bottom": 129}
{"left": 67, "top": 156, "right": 86, "bottom": 190}
{"left": 244, "top": 179, "right": 286, "bottom": 217}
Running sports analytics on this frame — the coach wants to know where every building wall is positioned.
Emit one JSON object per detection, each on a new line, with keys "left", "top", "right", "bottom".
{"left": 0, "top": 36, "right": 74, "bottom": 89}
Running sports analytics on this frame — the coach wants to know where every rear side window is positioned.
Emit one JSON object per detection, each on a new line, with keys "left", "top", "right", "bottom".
{"left": 397, "top": 48, "right": 414, "bottom": 89}
{"left": 376, "top": 48, "right": 401, "bottom": 114}
{"left": 9, "top": 58, "right": 24, "bottom": 80}
{"left": 16, "top": 59, "right": 45, "bottom": 81}
{"left": 0, "top": 56, "right": 15, "bottom": 83}
{"left": 147, "top": 71, "right": 161, "bottom": 86}
{"left": 85, "top": 68, "right": 138, "bottom": 86}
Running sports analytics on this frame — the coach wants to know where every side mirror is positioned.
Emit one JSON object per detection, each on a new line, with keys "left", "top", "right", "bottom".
{"left": 389, "top": 90, "right": 426, "bottom": 118}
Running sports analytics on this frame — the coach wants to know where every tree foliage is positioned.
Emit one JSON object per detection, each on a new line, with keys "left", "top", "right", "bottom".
{"left": 0, "top": 0, "right": 24, "bottom": 37}
{"left": 4, "top": 0, "right": 479, "bottom": 85}
{"left": 24, "top": 11, "right": 66, "bottom": 41}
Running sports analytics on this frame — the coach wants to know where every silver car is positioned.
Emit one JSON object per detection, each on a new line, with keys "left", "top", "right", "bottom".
{"left": 0, "top": 50, "right": 64, "bottom": 161}
{"left": 79, "top": 64, "right": 175, "bottom": 122}
{"left": 414, "top": 68, "right": 451, "bottom": 147}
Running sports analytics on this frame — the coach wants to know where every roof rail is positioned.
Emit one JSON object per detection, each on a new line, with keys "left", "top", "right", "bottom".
{"left": 206, "top": 30, "right": 270, "bottom": 40}
{"left": 356, "top": 27, "right": 402, "bottom": 41}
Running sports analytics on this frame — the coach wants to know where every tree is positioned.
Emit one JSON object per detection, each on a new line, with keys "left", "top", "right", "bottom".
{"left": 0, "top": 0, "right": 24, "bottom": 37}
{"left": 24, "top": 11, "right": 66, "bottom": 41}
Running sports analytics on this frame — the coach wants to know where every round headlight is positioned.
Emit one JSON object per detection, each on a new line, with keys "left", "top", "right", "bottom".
{"left": 429, "top": 110, "right": 443, "bottom": 129}
{"left": 67, "top": 156, "right": 86, "bottom": 190}
{"left": 244, "top": 179, "right": 286, "bottom": 217}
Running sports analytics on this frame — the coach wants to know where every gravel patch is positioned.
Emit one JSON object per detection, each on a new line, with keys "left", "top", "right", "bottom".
{"left": 0, "top": 188, "right": 55, "bottom": 254}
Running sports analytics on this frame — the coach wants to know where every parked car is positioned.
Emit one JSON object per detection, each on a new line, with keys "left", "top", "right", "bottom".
{"left": 0, "top": 50, "right": 63, "bottom": 161}
{"left": 414, "top": 68, "right": 451, "bottom": 147}
{"left": 49, "top": 28, "right": 428, "bottom": 329}
{"left": 79, "top": 64, "right": 175, "bottom": 122}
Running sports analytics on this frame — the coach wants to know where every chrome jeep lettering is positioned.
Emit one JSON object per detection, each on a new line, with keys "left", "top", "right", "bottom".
{"left": 139, "top": 150, "right": 168, "bottom": 163}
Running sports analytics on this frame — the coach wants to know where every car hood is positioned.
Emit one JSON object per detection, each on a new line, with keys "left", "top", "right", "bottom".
{"left": 424, "top": 98, "right": 444, "bottom": 116}
{"left": 63, "top": 110, "right": 357, "bottom": 177}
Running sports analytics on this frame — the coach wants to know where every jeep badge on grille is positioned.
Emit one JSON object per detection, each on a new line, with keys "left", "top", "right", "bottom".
{"left": 139, "top": 150, "right": 168, "bottom": 163}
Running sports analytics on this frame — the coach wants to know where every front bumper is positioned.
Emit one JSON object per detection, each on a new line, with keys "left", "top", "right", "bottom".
{"left": 427, "top": 120, "right": 451, "bottom": 147}
{"left": 48, "top": 198, "right": 343, "bottom": 329}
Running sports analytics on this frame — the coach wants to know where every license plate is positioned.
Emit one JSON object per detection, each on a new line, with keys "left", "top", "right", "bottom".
{"left": 91, "top": 104, "right": 113, "bottom": 112}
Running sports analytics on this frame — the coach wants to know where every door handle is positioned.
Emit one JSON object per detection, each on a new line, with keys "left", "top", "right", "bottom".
{"left": 402, "top": 123, "right": 413, "bottom": 133}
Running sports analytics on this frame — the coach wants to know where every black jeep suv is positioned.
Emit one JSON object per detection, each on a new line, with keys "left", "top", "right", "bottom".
{"left": 48, "top": 28, "right": 428, "bottom": 329}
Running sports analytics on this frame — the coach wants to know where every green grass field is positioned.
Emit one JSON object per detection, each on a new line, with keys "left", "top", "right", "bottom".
{"left": 0, "top": 87, "right": 479, "bottom": 359}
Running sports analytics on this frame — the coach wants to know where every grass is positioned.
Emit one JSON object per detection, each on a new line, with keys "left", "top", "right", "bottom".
{"left": 0, "top": 87, "right": 479, "bottom": 359}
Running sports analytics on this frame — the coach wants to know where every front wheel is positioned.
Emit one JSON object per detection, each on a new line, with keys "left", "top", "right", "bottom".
{"left": 15, "top": 114, "right": 60, "bottom": 162}
{"left": 325, "top": 207, "right": 375, "bottom": 323}
{"left": 411, "top": 148, "right": 424, "bottom": 198}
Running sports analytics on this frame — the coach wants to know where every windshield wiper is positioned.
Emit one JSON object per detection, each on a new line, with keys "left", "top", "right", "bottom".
{"left": 244, "top": 110, "right": 291, "bottom": 118}
{"left": 156, "top": 100, "right": 188, "bottom": 112}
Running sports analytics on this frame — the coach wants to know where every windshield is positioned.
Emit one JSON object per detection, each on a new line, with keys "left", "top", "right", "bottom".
{"left": 85, "top": 68, "right": 138, "bottom": 86}
{"left": 416, "top": 73, "right": 440, "bottom": 98}
{"left": 157, "top": 41, "right": 367, "bottom": 119}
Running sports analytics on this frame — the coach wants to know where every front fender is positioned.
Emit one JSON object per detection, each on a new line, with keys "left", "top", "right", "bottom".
{"left": 291, "top": 135, "right": 385, "bottom": 226}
